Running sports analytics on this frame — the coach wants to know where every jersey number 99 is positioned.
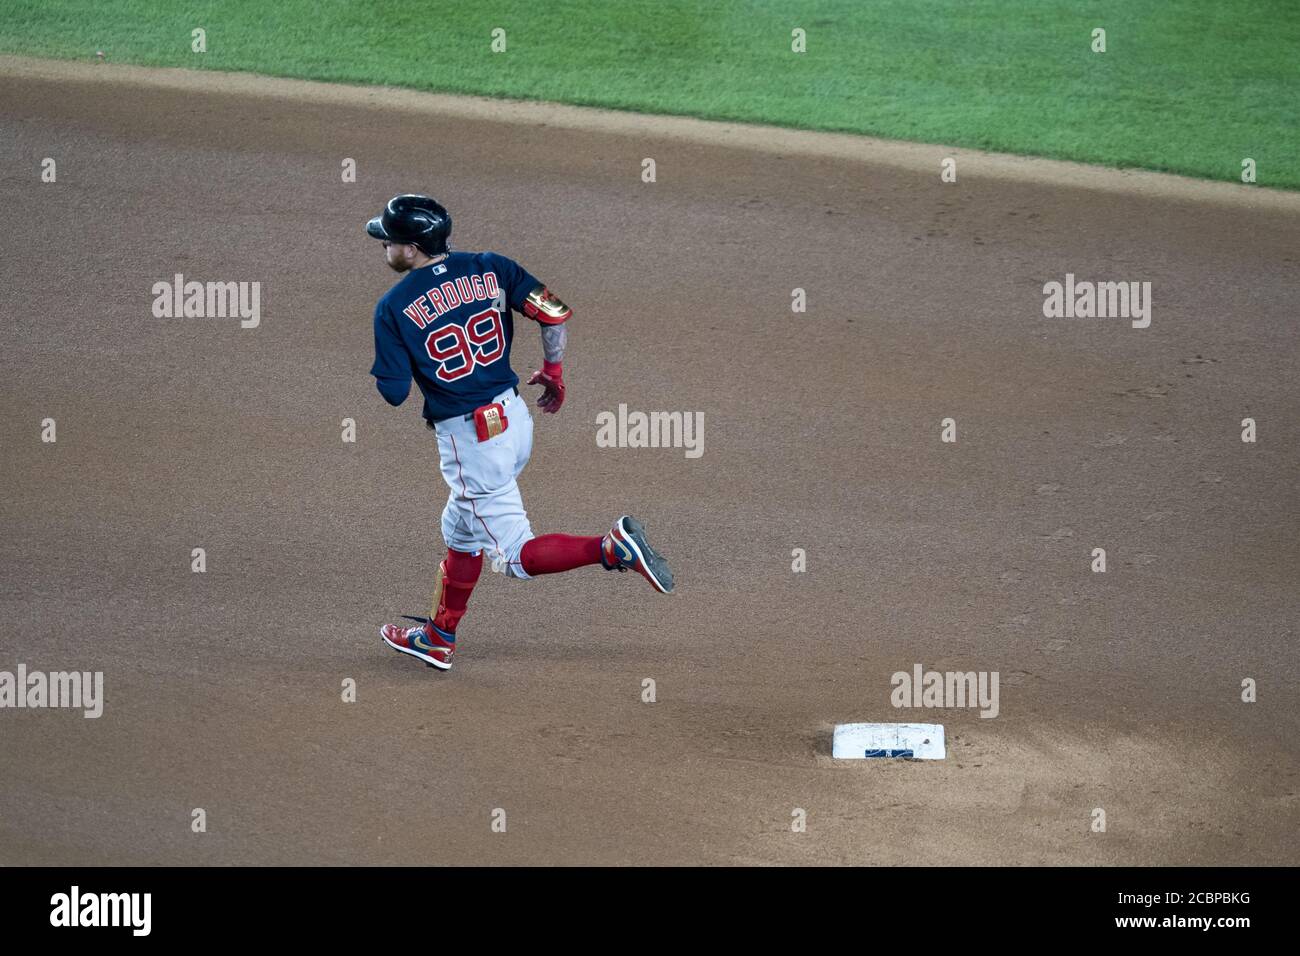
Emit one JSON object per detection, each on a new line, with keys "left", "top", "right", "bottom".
{"left": 425, "top": 308, "right": 506, "bottom": 382}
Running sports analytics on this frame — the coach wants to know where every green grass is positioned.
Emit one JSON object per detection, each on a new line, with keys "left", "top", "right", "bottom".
{"left": 3, "top": 0, "right": 1297, "bottom": 187}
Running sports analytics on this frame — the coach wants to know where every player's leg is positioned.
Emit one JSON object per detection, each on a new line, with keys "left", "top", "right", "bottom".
{"left": 500, "top": 388, "right": 673, "bottom": 589}
{"left": 429, "top": 547, "right": 482, "bottom": 636}
{"left": 379, "top": 493, "right": 478, "bottom": 671}
{"left": 380, "top": 412, "right": 510, "bottom": 671}
{"left": 489, "top": 402, "right": 673, "bottom": 589}
{"left": 517, "top": 520, "right": 673, "bottom": 594}
{"left": 518, "top": 534, "right": 602, "bottom": 573}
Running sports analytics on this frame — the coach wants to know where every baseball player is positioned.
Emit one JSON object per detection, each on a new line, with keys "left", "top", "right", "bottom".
{"left": 367, "top": 194, "right": 674, "bottom": 671}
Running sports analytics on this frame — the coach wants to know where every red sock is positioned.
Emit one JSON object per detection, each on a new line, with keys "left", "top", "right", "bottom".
{"left": 431, "top": 549, "right": 482, "bottom": 635}
{"left": 520, "top": 534, "right": 604, "bottom": 576}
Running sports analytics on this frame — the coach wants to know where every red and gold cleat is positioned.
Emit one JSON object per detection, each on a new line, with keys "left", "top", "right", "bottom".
{"left": 600, "top": 515, "right": 675, "bottom": 594}
{"left": 380, "top": 622, "right": 456, "bottom": 671}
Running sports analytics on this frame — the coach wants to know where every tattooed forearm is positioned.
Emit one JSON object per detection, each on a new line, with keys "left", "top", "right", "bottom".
{"left": 540, "top": 322, "right": 567, "bottom": 364}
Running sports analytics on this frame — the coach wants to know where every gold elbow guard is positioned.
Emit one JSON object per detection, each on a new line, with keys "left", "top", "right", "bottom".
{"left": 523, "top": 286, "right": 572, "bottom": 324}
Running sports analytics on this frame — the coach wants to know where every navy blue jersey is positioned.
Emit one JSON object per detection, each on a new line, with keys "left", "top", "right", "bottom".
{"left": 371, "top": 251, "right": 540, "bottom": 422}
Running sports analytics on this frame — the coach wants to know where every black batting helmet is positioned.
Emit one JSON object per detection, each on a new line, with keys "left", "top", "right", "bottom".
{"left": 366, "top": 194, "right": 452, "bottom": 255}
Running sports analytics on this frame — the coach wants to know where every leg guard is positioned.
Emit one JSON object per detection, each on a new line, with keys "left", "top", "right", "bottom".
{"left": 430, "top": 549, "right": 483, "bottom": 635}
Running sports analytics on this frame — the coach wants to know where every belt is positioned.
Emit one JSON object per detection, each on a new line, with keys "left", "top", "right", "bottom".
{"left": 429, "top": 386, "right": 519, "bottom": 428}
{"left": 459, "top": 386, "right": 518, "bottom": 421}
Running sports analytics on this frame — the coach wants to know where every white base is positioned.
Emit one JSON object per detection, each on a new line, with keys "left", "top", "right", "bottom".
{"left": 832, "top": 723, "right": 945, "bottom": 760}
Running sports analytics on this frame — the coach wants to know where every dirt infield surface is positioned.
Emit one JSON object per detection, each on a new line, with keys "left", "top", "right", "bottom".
{"left": 1, "top": 58, "right": 1296, "bottom": 866}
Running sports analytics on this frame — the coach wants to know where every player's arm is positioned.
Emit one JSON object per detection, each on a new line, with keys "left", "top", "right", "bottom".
{"left": 485, "top": 253, "right": 571, "bottom": 414}
{"left": 370, "top": 302, "right": 412, "bottom": 406}
{"left": 523, "top": 285, "right": 570, "bottom": 414}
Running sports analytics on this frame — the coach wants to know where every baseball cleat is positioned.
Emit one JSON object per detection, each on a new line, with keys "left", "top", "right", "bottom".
{"left": 380, "top": 622, "right": 455, "bottom": 671}
{"left": 602, "top": 515, "right": 674, "bottom": 594}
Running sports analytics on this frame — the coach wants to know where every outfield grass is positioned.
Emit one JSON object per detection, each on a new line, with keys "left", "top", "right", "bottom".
{"left": 2, "top": 0, "right": 1297, "bottom": 187}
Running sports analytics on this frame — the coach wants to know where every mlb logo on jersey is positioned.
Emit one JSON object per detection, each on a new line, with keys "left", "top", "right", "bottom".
{"left": 402, "top": 271, "right": 501, "bottom": 329}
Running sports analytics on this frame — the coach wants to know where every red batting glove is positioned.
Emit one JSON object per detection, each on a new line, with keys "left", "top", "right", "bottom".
{"left": 527, "top": 361, "right": 566, "bottom": 414}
